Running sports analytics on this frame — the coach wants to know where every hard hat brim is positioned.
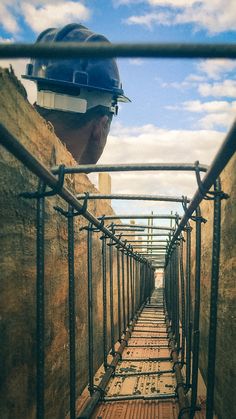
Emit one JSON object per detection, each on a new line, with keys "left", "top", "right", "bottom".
{"left": 22, "top": 74, "right": 131, "bottom": 103}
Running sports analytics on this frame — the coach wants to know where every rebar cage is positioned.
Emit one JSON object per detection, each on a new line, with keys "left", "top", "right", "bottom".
{"left": 0, "top": 42, "right": 236, "bottom": 419}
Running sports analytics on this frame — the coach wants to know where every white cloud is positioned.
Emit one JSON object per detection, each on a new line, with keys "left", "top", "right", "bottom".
{"left": 115, "top": 0, "right": 144, "bottom": 5}
{"left": 0, "top": 1, "right": 91, "bottom": 35}
{"left": 181, "top": 100, "right": 236, "bottom": 129}
{"left": 182, "top": 100, "right": 236, "bottom": 114}
{"left": 126, "top": 11, "right": 172, "bottom": 29}
{"left": 124, "top": 0, "right": 236, "bottom": 33}
{"left": 128, "top": 58, "right": 144, "bottom": 66}
{"left": 21, "top": 1, "right": 90, "bottom": 33}
{"left": 197, "top": 59, "right": 236, "bottom": 80}
{"left": 0, "top": 2, "right": 20, "bottom": 33}
{"left": 160, "top": 80, "right": 190, "bottom": 89}
{"left": 175, "top": 0, "right": 236, "bottom": 33}
{"left": 199, "top": 80, "right": 236, "bottom": 98}
{"left": 94, "top": 121, "right": 225, "bottom": 214}
{"left": 148, "top": 0, "right": 196, "bottom": 5}
{"left": 186, "top": 74, "right": 206, "bottom": 83}
{"left": 198, "top": 112, "right": 235, "bottom": 130}
{"left": 102, "top": 122, "right": 223, "bottom": 167}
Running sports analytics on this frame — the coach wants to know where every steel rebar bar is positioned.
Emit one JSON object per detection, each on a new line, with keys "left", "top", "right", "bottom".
{"left": 67, "top": 206, "right": 76, "bottom": 419}
{"left": 1, "top": 42, "right": 236, "bottom": 60}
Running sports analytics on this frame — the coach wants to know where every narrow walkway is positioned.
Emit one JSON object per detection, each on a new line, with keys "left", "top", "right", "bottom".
{"left": 93, "top": 288, "right": 179, "bottom": 418}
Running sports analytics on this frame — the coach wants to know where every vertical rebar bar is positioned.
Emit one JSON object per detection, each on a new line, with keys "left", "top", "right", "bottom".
{"left": 180, "top": 238, "right": 186, "bottom": 366}
{"left": 109, "top": 239, "right": 115, "bottom": 354}
{"left": 191, "top": 207, "right": 202, "bottom": 417}
{"left": 126, "top": 253, "right": 130, "bottom": 324}
{"left": 102, "top": 236, "right": 108, "bottom": 368}
{"left": 134, "top": 259, "right": 138, "bottom": 312}
{"left": 87, "top": 223, "right": 94, "bottom": 395}
{"left": 67, "top": 207, "right": 76, "bottom": 419}
{"left": 140, "top": 262, "right": 143, "bottom": 305}
{"left": 130, "top": 256, "right": 134, "bottom": 319}
{"left": 185, "top": 223, "right": 192, "bottom": 390}
{"left": 171, "top": 252, "right": 176, "bottom": 335}
{"left": 121, "top": 250, "right": 126, "bottom": 334}
{"left": 206, "top": 180, "right": 222, "bottom": 419}
{"left": 116, "top": 248, "right": 121, "bottom": 341}
{"left": 148, "top": 264, "right": 151, "bottom": 304}
{"left": 174, "top": 246, "right": 180, "bottom": 349}
{"left": 36, "top": 183, "right": 45, "bottom": 419}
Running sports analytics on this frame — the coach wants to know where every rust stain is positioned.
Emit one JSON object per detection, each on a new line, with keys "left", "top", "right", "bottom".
{"left": 106, "top": 373, "right": 176, "bottom": 397}
{"left": 115, "top": 360, "right": 173, "bottom": 374}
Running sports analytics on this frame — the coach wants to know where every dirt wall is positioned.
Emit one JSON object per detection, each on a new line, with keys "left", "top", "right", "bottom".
{"left": 0, "top": 68, "right": 130, "bottom": 419}
{"left": 189, "top": 153, "right": 236, "bottom": 419}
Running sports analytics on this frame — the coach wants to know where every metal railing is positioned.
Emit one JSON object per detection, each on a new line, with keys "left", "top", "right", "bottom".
{"left": 0, "top": 41, "right": 236, "bottom": 419}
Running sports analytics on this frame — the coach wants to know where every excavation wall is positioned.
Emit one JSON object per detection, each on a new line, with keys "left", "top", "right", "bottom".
{"left": 189, "top": 153, "right": 236, "bottom": 419}
{"left": 0, "top": 68, "right": 128, "bottom": 419}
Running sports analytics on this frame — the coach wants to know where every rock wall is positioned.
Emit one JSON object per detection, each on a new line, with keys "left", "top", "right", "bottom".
{"left": 0, "top": 68, "right": 130, "bottom": 419}
{"left": 189, "top": 153, "right": 236, "bottom": 419}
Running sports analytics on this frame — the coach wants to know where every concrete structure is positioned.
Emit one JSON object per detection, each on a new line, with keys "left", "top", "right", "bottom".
{"left": 98, "top": 173, "right": 111, "bottom": 206}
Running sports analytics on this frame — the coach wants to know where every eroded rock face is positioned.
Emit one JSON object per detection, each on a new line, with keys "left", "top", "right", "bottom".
{"left": 187, "top": 154, "right": 236, "bottom": 419}
{"left": 0, "top": 68, "right": 128, "bottom": 419}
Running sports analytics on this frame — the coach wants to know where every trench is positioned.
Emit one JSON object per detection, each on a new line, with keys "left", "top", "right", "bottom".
{"left": 0, "top": 42, "right": 235, "bottom": 419}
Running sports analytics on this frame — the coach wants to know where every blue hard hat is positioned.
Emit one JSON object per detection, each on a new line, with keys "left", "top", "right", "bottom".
{"left": 22, "top": 23, "right": 130, "bottom": 103}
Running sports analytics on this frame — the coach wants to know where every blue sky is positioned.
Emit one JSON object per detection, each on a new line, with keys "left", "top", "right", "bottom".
{"left": 0, "top": 0, "right": 236, "bottom": 218}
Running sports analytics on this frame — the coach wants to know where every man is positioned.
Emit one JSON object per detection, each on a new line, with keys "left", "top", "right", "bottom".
{"left": 23, "top": 23, "right": 130, "bottom": 164}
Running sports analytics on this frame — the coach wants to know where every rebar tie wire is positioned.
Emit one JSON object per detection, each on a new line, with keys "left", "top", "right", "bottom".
{"left": 88, "top": 384, "right": 106, "bottom": 399}
{"left": 20, "top": 164, "right": 65, "bottom": 199}
{"left": 54, "top": 192, "right": 89, "bottom": 218}
{"left": 182, "top": 196, "right": 207, "bottom": 224}
{"left": 178, "top": 405, "right": 201, "bottom": 419}
{"left": 194, "top": 161, "right": 229, "bottom": 201}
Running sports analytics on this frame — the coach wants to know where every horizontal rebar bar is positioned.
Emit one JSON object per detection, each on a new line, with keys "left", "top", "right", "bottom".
{"left": 131, "top": 246, "right": 167, "bottom": 249}
{"left": 133, "top": 253, "right": 166, "bottom": 257}
{"left": 131, "top": 335, "right": 167, "bottom": 339}
{"left": 77, "top": 193, "right": 190, "bottom": 203}
{"left": 127, "top": 335, "right": 167, "bottom": 340}
{"left": 1, "top": 42, "right": 236, "bottom": 60}
{"left": 112, "top": 224, "right": 175, "bottom": 231}
{"left": 127, "top": 345, "right": 168, "bottom": 348}
{"left": 121, "top": 234, "right": 170, "bottom": 237}
{"left": 54, "top": 163, "right": 208, "bottom": 175}
{"left": 98, "top": 214, "right": 177, "bottom": 220}
{"left": 114, "top": 370, "right": 173, "bottom": 377}
{"left": 112, "top": 228, "right": 145, "bottom": 232}
{"left": 111, "top": 224, "right": 174, "bottom": 231}
{"left": 121, "top": 357, "right": 171, "bottom": 361}
{"left": 103, "top": 393, "right": 176, "bottom": 402}
{"left": 125, "top": 240, "right": 168, "bottom": 243}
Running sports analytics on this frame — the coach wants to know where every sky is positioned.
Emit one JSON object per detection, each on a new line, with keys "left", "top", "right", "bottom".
{"left": 0, "top": 0, "right": 236, "bottom": 226}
